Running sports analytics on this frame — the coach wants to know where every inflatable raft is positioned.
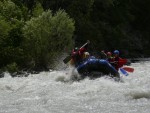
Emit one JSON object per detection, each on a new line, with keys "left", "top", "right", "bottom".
{"left": 76, "top": 58, "right": 120, "bottom": 79}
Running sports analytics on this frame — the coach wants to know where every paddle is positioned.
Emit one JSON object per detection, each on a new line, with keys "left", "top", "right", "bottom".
{"left": 122, "top": 66, "right": 134, "bottom": 73}
{"left": 118, "top": 59, "right": 134, "bottom": 73}
{"left": 63, "top": 40, "right": 90, "bottom": 64}
{"left": 119, "top": 68, "right": 129, "bottom": 76}
{"left": 63, "top": 55, "right": 72, "bottom": 64}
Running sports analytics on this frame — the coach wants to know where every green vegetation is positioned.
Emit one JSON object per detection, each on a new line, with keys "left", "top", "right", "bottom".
{"left": 23, "top": 10, "right": 74, "bottom": 70}
{"left": 0, "top": 0, "right": 74, "bottom": 72}
{"left": 0, "top": 0, "right": 150, "bottom": 72}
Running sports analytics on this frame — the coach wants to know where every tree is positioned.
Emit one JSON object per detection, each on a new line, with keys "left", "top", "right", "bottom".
{"left": 23, "top": 10, "right": 75, "bottom": 70}
{"left": 0, "top": 0, "right": 25, "bottom": 69}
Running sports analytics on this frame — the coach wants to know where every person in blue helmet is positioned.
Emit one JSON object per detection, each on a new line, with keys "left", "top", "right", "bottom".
{"left": 113, "top": 50, "right": 127, "bottom": 71}
{"left": 114, "top": 50, "right": 120, "bottom": 60}
{"left": 112, "top": 50, "right": 120, "bottom": 70}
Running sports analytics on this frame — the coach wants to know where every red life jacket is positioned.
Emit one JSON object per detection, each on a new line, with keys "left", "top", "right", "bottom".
{"left": 114, "top": 57, "right": 127, "bottom": 71}
{"left": 71, "top": 47, "right": 86, "bottom": 65}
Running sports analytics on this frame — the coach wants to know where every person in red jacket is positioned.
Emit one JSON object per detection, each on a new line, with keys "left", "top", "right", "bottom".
{"left": 112, "top": 50, "right": 120, "bottom": 70}
{"left": 113, "top": 50, "right": 127, "bottom": 71}
{"left": 71, "top": 42, "right": 90, "bottom": 67}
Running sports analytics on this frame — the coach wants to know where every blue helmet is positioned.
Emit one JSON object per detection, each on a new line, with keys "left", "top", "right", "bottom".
{"left": 114, "top": 50, "right": 119, "bottom": 54}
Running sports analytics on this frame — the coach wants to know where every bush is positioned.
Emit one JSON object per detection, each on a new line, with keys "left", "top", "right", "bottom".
{"left": 5, "top": 62, "right": 19, "bottom": 73}
{"left": 23, "top": 10, "right": 75, "bottom": 70}
{"left": 0, "top": 0, "right": 25, "bottom": 69}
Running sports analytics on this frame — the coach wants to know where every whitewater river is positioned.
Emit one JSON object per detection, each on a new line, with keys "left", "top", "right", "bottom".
{"left": 0, "top": 61, "right": 150, "bottom": 113}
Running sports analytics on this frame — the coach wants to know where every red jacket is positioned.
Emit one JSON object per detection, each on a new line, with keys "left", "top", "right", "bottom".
{"left": 71, "top": 47, "right": 86, "bottom": 66}
{"left": 113, "top": 56, "right": 127, "bottom": 71}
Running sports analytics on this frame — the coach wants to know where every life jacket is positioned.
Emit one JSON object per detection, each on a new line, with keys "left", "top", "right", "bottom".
{"left": 113, "top": 57, "right": 127, "bottom": 71}
{"left": 113, "top": 56, "right": 120, "bottom": 71}
{"left": 107, "top": 56, "right": 114, "bottom": 63}
{"left": 71, "top": 47, "right": 86, "bottom": 67}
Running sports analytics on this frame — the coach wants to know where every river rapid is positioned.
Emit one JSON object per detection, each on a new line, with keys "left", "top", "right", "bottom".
{"left": 0, "top": 61, "right": 150, "bottom": 113}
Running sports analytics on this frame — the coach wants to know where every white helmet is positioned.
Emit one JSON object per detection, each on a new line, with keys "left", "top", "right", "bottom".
{"left": 84, "top": 52, "right": 90, "bottom": 58}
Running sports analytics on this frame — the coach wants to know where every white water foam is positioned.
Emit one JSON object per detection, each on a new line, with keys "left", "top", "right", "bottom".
{"left": 0, "top": 62, "right": 150, "bottom": 113}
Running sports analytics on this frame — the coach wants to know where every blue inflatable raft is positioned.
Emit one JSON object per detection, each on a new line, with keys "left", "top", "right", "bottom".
{"left": 76, "top": 58, "right": 120, "bottom": 79}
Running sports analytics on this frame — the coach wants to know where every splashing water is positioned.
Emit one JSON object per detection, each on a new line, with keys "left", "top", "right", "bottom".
{"left": 0, "top": 62, "right": 150, "bottom": 113}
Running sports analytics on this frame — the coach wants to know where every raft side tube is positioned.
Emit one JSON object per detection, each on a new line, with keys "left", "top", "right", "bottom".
{"left": 77, "top": 59, "right": 120, "bottom": 78}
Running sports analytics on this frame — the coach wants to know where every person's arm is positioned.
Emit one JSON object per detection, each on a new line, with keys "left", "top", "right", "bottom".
{"left": 100, "top": 51, "right": 107, "bottom": 59}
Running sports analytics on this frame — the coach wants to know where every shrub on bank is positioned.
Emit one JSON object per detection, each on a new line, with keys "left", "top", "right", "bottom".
{"left": 23, "top": 10, "right": 75, "bottom": 70}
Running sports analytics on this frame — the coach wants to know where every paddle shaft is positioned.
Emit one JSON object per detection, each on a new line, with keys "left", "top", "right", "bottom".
{"left": 79, "top": 40, "right": 90, "bottom": 50}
